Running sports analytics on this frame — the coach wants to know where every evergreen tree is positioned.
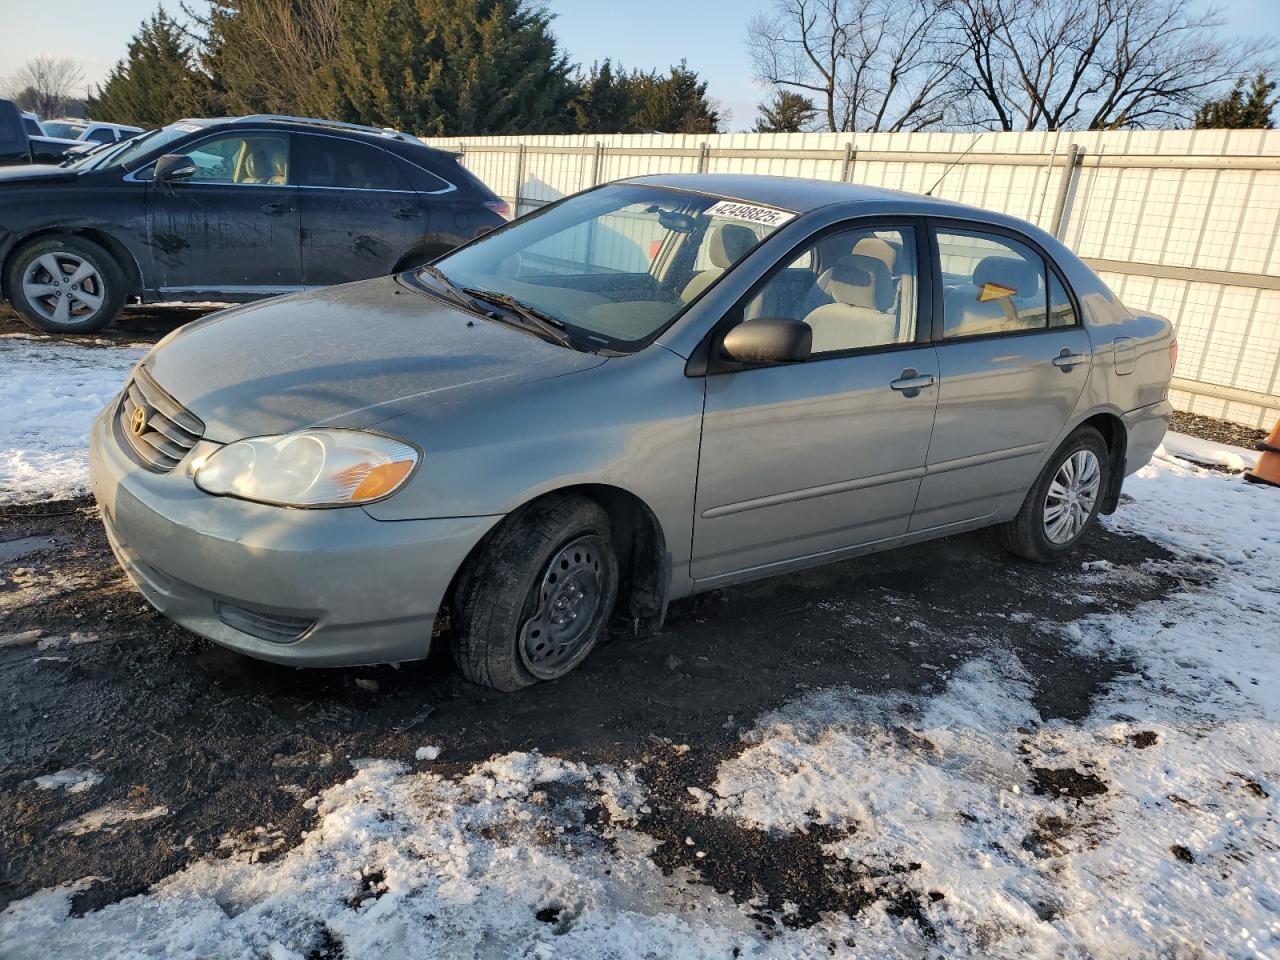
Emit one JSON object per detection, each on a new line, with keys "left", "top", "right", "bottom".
{"left": 754, "top": 90, "right": 818, "bottom": 132}
{"left": 1195, "top": 73, "right": 1277, "bottom": 129}
{"left": 572, "top": 60, "right": 637, "bottom": 134}
{"left": 327, "top": 0, "right": 577, "bottom": 135}
{"left": 629, "top": 61, "right": 720, "bottom": 134}
{"left": 87, "top": 8, "right": 215, "bottom": 126}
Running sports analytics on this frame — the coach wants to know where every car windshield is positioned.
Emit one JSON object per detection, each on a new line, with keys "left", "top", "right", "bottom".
{"left": 43, "top": 120, "right": 87, "bottom": 139}
{"left": 73, "top": 122, "right": 203, "bottom": 172}
{"left": 424, "top": 183, "right": 793, "bottom": 351}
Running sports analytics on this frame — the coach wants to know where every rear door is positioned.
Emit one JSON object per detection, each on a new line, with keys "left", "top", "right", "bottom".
{"left": 144, "top": 130, "right": 302, "bottom": 295}
{"left": 692, "top": 220, "right": 940, "bottom": 582}
{"left": 295, "top": 133, "right": 429, "bottom": 285}
{"left": 909, "top": 223, "right": 1092, "bottom": 531}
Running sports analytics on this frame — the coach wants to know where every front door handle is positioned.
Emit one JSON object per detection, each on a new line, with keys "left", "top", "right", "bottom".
{"left": 890, "top": 369, "right": 937, "bottom": 397}
{"left": 259, "top": 202, "right": 287, "bottom": 216}
{"left": 1052, "top": 348, "right": 1089, "bottom": 370}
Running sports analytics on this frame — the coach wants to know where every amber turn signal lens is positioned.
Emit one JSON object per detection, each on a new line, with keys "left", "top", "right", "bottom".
{"left": 351, "top": 459, "right": 414, "bottom": 502}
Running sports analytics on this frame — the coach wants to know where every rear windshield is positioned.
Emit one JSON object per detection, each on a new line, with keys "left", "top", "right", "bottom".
{"left": 43, "top": 121, "right": 87, "bottom": 139}
{"left": 430, "top": 183, "right": 793, "bottom": 351}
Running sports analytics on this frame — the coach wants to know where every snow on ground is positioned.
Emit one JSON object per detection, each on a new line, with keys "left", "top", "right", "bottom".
{"left": 1158, "top": 431, "right": 1261, "bottom": 472}
{"left": 0, "top": 338, "right": 143, "bottom": 504}
{"left": 1, "top": 335, "right": 1277, "bottom": 960}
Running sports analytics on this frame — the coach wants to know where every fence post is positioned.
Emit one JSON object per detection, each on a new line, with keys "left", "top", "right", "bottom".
{"left": 841, "top": 142, "right": 857, "bottom": 183}
{"left": 514, "top": 143, "right": 526, "bottom": 217}
{"left": 591, "top": 141, "right": 604, "bottom": 185}
{"left": 698, "top": 142, "right": 710, "bottom": 173}
{"left": 1051, "top": 143, "right": 1082, "bottom": 240}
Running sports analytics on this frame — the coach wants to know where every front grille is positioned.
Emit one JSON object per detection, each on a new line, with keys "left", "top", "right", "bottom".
{"left": 214, "top": 601, "right": 315, "bottom": 644}
{"left": 118, "top": 366, "right": 204, "bottom": 472}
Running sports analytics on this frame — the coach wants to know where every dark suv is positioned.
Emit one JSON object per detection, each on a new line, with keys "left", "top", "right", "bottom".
{"left": 0, "top": 114, "right": 509, "bottom": 333}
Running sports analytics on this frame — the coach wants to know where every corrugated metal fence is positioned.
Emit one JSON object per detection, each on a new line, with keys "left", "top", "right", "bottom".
{"left": 422, "top": 129, "right": 1280, "bottom": 430}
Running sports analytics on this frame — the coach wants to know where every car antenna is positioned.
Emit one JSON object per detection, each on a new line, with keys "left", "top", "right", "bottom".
{"left": 925, "top": 132, "right": 984, "bottom": 197}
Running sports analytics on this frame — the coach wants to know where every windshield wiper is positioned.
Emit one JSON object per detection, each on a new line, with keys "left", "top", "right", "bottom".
{"left": 462, "top": 287, "right": 573, "bottom": 348}
{"left": 416, "top": 263, "right": 475, "bottom": 308}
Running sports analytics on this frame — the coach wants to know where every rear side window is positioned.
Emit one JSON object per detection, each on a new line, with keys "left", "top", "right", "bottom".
{"left": 86, "top": 128, "right": 116, "bottom": 144}
{"left": 295, "top": 136, "right": 409, "bottom": 191}
{"left": 937, "top": 229, "right": 1068, "bottom": 338}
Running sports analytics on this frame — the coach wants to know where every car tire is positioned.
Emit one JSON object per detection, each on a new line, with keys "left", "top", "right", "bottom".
{"left": 1000, "top": 426, "right": 1110, "bottom": 563}
{"left": 452, "top": 495, "right": 619, "bottom": 691}
{"left": 5, "top": 236, "right": 127, "bottom": 334}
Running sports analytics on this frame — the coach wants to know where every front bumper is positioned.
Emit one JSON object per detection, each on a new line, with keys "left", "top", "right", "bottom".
{"left": 89, "top": 402, "right": 502, "bottom": 666}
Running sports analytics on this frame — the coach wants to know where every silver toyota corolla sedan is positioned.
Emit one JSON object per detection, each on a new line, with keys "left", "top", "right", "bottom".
{"left": 89, "top": 174, "right": 1174, "bottom": 690}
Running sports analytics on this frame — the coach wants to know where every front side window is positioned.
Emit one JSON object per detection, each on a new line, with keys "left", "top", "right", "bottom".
{"left": 742, "top": 225, "right": 918, "bottom": 355}
{"left": 937, "top": 230, "right": 1068, "bottom": 338}
{"left": 431, "top": 184, "right": 791, "bottom": 350}
{"left": 295, "top": 137, "right": 408, "bottom": 191}
{"left": 175, "top": 134, "right": 289, "bottom": 185}
{"left": 85, "top": 127, "right": 116, "bottom": 144}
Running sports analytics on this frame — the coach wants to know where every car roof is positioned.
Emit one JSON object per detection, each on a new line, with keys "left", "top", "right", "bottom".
{"left": 171, "top": 114, "right": 452, "bottom": 161}
{"left": 627, "top": 173, "right": 961, "bottom": 215}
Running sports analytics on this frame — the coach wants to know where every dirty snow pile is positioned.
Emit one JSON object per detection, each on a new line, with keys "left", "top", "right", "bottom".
{"left": 0, "top": 337, "right": 142, "bottom": 504}
{"left": 3, "top": 449, "right": 1277, "bottom": 957}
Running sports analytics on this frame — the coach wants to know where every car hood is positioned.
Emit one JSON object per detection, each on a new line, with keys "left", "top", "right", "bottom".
{"left": 144, "top": 275, "right": 609, "bottom": 441}
{"left": 0, "top": 164, "right": 78, "bottom": 184}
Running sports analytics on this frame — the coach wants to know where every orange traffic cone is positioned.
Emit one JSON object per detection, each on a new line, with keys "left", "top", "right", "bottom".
{"left": 1245, "top": 415, "right": 1280, "bottom": 488}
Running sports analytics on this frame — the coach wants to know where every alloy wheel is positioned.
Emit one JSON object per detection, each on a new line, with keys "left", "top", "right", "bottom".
{"left": 1043, "top": 449, "right": 1102, "bottom": 545}
{"left": 21, "top": 252, "right": 107, "bottom": 327}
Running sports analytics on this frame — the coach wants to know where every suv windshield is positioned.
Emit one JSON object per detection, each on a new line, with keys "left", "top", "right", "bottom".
{"left": 74, "top": 122, "right": 203, "bottom": 172}
{"left": 425, "top": 183, "right": 793, "bottom": 351}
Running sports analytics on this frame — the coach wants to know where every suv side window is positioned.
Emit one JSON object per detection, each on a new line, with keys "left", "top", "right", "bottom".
{"left": 936, "top": 229, "right": 1069, "bottom": 338}
{"left": 175, "top": 133, "right": 290, "bottom": 185}
{"left": 295, "top": 136, "right": 409, "bottom": 191}
{"left": 742, "top": 225, "right": 918, "bottom": 356}
{"left": 85, "top": 127, "right": 116, "bottom": 144}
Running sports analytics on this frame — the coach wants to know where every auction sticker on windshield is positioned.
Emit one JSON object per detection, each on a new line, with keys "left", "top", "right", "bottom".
{"left": 705, "top": 200, "right": 795, "bottom": 227}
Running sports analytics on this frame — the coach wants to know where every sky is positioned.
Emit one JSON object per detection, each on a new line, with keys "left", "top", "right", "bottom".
{"left": 0, "top": 0, "right": 1271, "bottom": 131}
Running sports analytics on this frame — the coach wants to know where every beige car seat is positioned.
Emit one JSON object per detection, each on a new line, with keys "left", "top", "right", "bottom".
{"left": 942, "top": 255, "right": 1044, "bottom": 337}
{"left": 681, "top": 223, "right": 757, "bottom": 302}
{"left": 803, "top": 253, "right": 900, "bottom": 352}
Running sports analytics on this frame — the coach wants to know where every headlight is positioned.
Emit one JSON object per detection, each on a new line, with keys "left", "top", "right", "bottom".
{"left": 194, "top": 429, "right": 419, "bottom": 507}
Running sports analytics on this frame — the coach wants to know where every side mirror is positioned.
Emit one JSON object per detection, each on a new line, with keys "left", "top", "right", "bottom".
{"left": 154, "top": 153, "right": 196, "bottom": 184}
{"left": 721, "top": 317, "right": 812, "bottom": 365}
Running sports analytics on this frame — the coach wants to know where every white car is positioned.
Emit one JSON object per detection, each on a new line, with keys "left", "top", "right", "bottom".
{"left": 41, "top": 118, "right": 143, "bottom": 146}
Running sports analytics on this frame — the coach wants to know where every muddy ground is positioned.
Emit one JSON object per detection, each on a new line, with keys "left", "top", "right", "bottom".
{"left": 0, "top": 301, "right": 1199, "bottom": 932}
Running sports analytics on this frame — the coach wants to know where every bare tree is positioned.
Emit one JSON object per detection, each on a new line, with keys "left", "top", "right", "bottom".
{"left": 747, "top": 0, "right": 959, "bottom": 132}
{"left": 5, "top": 57, "right": 85, "bottom": 117}
{"left": 945, "top": 0, "right": 1271, "bottom": 130}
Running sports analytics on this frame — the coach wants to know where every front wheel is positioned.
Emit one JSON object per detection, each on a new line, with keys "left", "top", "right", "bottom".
{"left": 6, "top": 236, "right": 127, "bottom": 334}
{"left": 1000, "top": 427, "right": 1110, "bottom": 562}
{"left": 452, "top": 495, "right": 619, "bottom": 691}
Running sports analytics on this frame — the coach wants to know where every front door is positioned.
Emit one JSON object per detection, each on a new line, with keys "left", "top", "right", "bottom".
{"left": 692, "top": 222, "right": 939, "bottom": 582}
{"left": 295, "top": 133, "right": 428, "bottom": 285}
{"left": 910, "top": 225, "right": 1093, "bottom": 531}
{"left": 145, "top": 131, "right": 301, "bottom": 295}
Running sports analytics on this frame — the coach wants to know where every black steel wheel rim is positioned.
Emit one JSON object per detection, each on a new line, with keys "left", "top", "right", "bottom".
{"left": 518, "top": 534, "right": 608, "bottom": 679}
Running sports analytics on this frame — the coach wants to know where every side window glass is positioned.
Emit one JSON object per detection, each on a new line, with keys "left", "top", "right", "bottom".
{"left": 937, "top": 230, "right": 1048, "bottom": 338}
{"left": 86, "top": 128, "right": 115, "bottom": 144}
{"left": 296, "top": 137, "right": 408, "bottom": 191}
{"left": 1049, "top": 271, "right": 1077, "bottom": 327}
{"left": 177, "top": 134, "right": 289, "bottom": 185}
{"left": 743, "top": 226, "right": 917, "bottom": 356}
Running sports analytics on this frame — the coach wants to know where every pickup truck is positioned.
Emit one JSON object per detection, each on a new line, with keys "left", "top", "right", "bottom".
{"left": 0, "top": 100, "right": 81, "bottom": 166}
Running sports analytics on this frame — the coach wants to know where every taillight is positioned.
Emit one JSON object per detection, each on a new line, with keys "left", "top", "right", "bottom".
{"left": 1169, "top": 339, "right": 1178, "bottom": 370}
{"left": 484, "top": 199, "right": 512, "bottom": 220}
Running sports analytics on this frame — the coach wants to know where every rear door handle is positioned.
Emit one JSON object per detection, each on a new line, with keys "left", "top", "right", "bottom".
{"left": 1052, "top": 348, "right": 1089, "bottom": 370}
{"left": 259, "top": 202, "right": 287, "bottom": 216}
{"left": 890, "top": 370, "right": 936, "bottom": 397}
{"left": 393, "top": 206, "right": 422, "bottom": 219}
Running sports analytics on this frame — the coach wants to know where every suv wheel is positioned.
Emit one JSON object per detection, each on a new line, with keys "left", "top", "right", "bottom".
{"left": 1000, "top": 426, "right": 1110, "bottom": 562}
{"left": 452, "top": 495, "right": 619, "bottom": 691}
{"left": 6, "top": 236, "right": 126, "bottom": 334}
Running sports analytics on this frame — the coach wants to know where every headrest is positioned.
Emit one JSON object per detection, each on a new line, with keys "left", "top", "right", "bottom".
{"left": 709, "top": 223, "right": 757, "bottom": 269}
{"left": 972, "top": 256, "right": 1040, "bottom": 300}
{"left": 244, "top": 149, "right": 267, "bottom": 179}
{"left": 853, "top": 236, "right": 896, "bottom": 272}
{"left": 819, "top": 253, "right": 894, "bottom": 310}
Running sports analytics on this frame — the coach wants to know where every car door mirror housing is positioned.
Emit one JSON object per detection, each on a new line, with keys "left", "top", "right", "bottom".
{"left": 154, "top": 153, "right": 196, "bottom": 183}
{"left": 721, "top": 317, "right": 812, "bottom": 365}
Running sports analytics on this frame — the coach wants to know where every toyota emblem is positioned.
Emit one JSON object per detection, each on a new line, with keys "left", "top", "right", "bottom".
{"left": 130, "top": 406, "right": 148, "bottom": 437}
